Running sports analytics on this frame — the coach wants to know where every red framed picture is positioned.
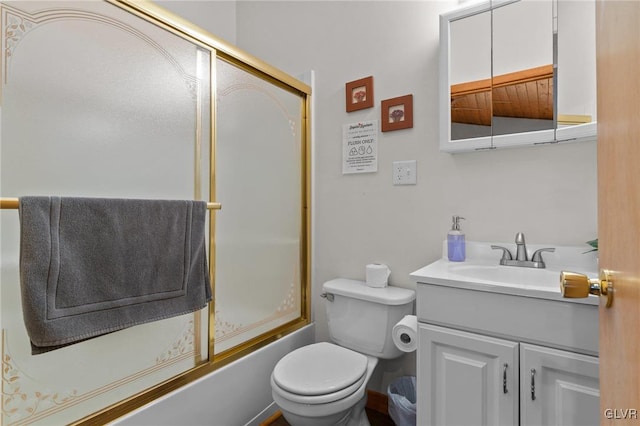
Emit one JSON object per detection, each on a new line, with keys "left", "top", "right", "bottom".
{"left": 345, "top": 76, "right": 374, "bottom": 112}
{"left": 381, "top": 94, "right": 413, "bottom": 132}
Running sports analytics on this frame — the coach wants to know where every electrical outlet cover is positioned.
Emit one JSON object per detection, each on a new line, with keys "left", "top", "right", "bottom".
{"left": 392, "top": 160, "right": 417, "bottom": 185}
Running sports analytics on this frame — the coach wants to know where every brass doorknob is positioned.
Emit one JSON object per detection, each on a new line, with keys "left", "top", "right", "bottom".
{"left": 560, "top": 270, "right": 613, "bottom": 308}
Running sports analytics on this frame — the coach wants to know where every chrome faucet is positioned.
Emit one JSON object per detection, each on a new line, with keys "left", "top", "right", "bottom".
{"left": 491, "top": 233, "right": 555, "bottom": 268}
{"left": 515, "top": 232, "right": 528, "bottom": 261}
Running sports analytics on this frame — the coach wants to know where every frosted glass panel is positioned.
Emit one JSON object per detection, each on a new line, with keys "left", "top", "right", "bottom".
{"left": 214, "top": 59, "right": 303, "bottom": 354}
{"left": 1, "top": 1, "right": 210, "bottom": 424}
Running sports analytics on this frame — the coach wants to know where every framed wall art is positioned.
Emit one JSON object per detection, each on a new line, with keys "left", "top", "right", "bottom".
{"left": 345, "top": 76, "right": 374, "bottom": 112}
{"left": 381, "top": 94, "right": 413, "bottom": 132}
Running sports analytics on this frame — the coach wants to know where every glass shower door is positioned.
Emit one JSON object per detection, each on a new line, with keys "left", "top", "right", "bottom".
{"left": 213, "top": 58, "right": 305, "bottom": 355}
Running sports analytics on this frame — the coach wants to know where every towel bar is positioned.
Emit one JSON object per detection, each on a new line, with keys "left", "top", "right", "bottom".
{"left": 0, "top": 198, "right": 221, "bottom": 210}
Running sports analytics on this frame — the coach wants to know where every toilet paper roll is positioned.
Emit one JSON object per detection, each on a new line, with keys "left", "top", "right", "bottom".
{"left": 366, "top": 263, "right": 391, "bottom": 288}
{"left": 392, "top": 315, "right": 418, "bottom": 353}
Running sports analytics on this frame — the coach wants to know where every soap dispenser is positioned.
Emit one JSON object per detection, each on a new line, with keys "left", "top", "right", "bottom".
{"left": 448, "top": 216, "right": 465, "bottom": 262}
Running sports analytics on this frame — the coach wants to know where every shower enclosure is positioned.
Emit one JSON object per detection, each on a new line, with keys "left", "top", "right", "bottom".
{"left": 0, "top": 1, "right": 311, "bottom": 424}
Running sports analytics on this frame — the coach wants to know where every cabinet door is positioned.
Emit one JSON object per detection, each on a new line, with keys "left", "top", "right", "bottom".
{"left": 417, "top": 324, "right": 518, "bottom": 426}
{"left": 520, "top": 343, "right": 599, "bottom": 426}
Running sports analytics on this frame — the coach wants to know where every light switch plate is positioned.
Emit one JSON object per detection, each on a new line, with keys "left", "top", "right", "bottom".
{"left": 393, "top": 160, "right": 417, "bottom": 185}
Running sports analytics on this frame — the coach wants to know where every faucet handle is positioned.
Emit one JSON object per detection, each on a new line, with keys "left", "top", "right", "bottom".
{"left": 491, "top": 245, "right": 513, "bottom": 261}
{"left": 532, "top": 248, "right": 556, "bottom": 263}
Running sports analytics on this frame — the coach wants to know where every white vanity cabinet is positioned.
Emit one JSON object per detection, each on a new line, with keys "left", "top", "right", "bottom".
{"left": 411, "top": 242, "right": 601, "bottom": 425}
{"left": 412, "top": 269, "right": 600, "bottom": 426}
{"left": 519, "top": 343, "right": 599, "bottom": 426}
{"left": 418, "top": 324, "right": 518, "bottom": 425}
{"left": 418, "top": 323, "right": 599, "bottom": 426}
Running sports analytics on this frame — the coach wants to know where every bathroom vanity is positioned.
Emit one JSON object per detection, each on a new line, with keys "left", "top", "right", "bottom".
{"left": 411, "top": 241, "right": 599, "bottom": 426}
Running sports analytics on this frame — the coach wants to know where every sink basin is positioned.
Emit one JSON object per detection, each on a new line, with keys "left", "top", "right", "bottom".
{"left": 410, "top": 241, "right": 599, "bottom": 304}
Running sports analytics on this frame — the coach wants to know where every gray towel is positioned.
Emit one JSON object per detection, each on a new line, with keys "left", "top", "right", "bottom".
{"left": 19, "top": 196, "right": 212, "bottom": 354}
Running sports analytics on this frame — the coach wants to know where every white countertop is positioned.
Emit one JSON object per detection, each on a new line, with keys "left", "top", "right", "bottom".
{"left": 410, "top": 241, "right": 599, "bottom": 305}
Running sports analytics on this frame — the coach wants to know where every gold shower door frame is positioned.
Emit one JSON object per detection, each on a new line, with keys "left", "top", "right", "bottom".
{"left": 0, "top": 0, "right": 311, "bottom": 424}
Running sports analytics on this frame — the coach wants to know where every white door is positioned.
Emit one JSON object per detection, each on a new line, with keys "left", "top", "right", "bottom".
{"left": 417, "top": 324, "right": 518, "bottom": 426}
{"left": 520, "top": 343, "right": 599, "bottom": 426}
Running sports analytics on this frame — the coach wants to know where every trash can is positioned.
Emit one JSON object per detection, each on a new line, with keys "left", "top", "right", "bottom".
{"left": 387, "top": 376, "right": 417, "bottom": 426}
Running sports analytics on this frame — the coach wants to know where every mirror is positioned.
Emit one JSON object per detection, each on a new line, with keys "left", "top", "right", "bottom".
{"left": 450, "top": 10, "right": 492, "bottom": 141}
{"left": 556, "top": 0, "right": 597, "bottom": 141}
{"left": 492, "top": 0, "right": 554, "bottom": 137}
{"left": 440, "top": 0, "right": 596, "bottom": 153}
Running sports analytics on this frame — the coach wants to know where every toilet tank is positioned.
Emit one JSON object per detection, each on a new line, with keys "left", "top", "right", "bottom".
{"left": 322, "top": 278, "right": 415, "bottom": 359}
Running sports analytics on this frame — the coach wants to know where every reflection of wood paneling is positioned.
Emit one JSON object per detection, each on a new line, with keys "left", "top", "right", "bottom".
{"left": 451, "top": 64, "right": 553, "bottom": 125}
{"left": 451, "top": 89, "right": 492, "bottom": 126}
{"left": 451, "top": 78, "right": 492, "bottom": 126}
{"left": 493, "top": 65, "right": 553, "bottom": 120}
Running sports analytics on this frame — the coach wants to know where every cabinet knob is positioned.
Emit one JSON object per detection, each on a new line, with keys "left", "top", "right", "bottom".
{"left": 560, "top": 269, "right": 613, "bottom": 308}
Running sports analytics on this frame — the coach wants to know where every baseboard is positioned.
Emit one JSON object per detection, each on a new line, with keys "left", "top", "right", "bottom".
{"left": 261, "top": 389, "right": 389, "bottom": 425}
{"left": 247, "top": 402, "right": 279, "bottom": 426}
{"left": 259, "top": 410, "right": 284, "bottom": 426}
{"left": 366, "top": 389, "right": 389, "bottom": 415}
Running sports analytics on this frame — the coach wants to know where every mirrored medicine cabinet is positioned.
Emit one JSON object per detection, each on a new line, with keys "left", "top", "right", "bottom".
{"left": 439, "top": 0, "right": 596, "bottom": 153}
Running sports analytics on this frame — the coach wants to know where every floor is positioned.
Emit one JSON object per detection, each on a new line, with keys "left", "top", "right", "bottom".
{"left": 269, "top": 408, "right": 396, "bottom": 426}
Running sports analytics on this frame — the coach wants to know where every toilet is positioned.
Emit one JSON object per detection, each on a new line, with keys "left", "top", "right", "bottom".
{"left": 270, "top": 278, "right": 416, "bottom": 426}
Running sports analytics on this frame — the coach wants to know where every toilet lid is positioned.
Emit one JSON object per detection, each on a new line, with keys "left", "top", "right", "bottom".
{"left": 273, "top": 342, "right": 368, "bottom": 396}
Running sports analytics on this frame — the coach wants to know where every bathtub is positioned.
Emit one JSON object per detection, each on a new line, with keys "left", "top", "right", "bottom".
{"left": 114, "top": 324, "right": 315, "bottom": 426}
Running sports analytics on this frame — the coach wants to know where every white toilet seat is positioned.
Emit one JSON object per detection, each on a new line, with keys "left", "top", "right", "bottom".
{"left": 272, "top": 342, "right": 368, "bottom": 400}
{"left": 271, "top": 371, "right": 366, "bottom": 405}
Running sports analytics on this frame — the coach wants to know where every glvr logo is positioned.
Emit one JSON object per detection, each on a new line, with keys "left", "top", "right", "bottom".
{"left": 604, "top": 408, "right": 638, "bottom": 420}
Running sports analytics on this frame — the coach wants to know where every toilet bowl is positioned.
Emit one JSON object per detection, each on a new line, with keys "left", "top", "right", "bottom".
{"left": 271, "top": 342, "right": 378, "bottom": 426}
{"left": 270, "top": 279, "right": 416, "bottom": 426}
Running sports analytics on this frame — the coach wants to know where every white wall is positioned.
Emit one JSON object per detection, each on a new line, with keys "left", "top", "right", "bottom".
{"left": 234, "top": 0, "right": 598, "bottom": 391}
{"left": 155, "top": 0, "right": 237, "bottom": 45}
